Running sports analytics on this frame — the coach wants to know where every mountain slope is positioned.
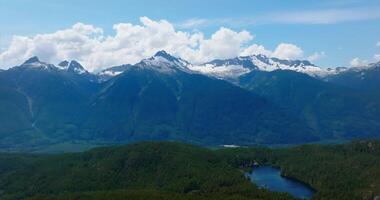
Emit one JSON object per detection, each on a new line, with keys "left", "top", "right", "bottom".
{"left": 238, "top": 70, "right": 380, "bottom": 140}
{"left": 325, "top": 61, "right": 380, "bottom": 91}
{"left": 1, "top": 52, "right": 380, "bottom": 150}
{"left": 87, "top": 66, "right": 315, "bottom": 145}
{"left": 0, "top": 54, "right": 316, "bottom": 151}
{"left": 0, "top": 57, "right": 99, "bottom": 150}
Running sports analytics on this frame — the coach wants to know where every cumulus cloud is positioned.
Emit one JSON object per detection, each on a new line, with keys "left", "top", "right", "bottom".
{"left": 240, "top": 44, "right": 272, "bottom": 57}
{"left": 0, "top": 17, "right": 316, "bottom": 71}
{"left": 350, "top": 57, "right": 368, "bottom": 67}
{"left": 239, "top": 43, "right": 313, "bottom": 61}
{"left": 196, "top": 27, "right": 253, "bottom": 61}
{"left": 307, "top": 52, "right": 326, "bottom": 62}
{"left": 350, "top": 54, "right": 380, "bottom": 67}
{"left": 272, "top": 43, "right": 304, "bottom": 60}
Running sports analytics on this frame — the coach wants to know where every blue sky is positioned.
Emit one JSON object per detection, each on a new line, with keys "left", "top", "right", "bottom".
{"left": 0, "top": 0, "right": 379, "bottom": 69}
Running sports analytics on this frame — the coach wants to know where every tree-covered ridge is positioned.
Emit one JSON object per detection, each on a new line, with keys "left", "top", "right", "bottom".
{"left": 218, "top": 140, "right": 380, "bottom": 200}
{"left": 0, "top": 141, "right": 379, "bottom": 200}
{"left": 0, "top": 142, "right": 292, "bottom": 200}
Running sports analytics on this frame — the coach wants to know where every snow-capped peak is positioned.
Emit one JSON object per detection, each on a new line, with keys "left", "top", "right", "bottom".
{"left": 56, "top": 60, "right": 89, "bottom": 75}
{"left": 154, "top": 50, "right": 178, "bottom": 62}
{"left": 20, "top": 56, "right": 56, "bottom": 70}
{"left": 67, "top": 60, "right": 88, "bottom": 75}
{"left": 97, "top": 51, "right": 194, "bottom": 82}
{"left": 349, "top": 61, "right": 380, "bottom": 71}
{"left": 189, "top": 54, "right": 335, "bottom": 79}
{"left": 137, "top": 50, "right": 193, "bottom": 74}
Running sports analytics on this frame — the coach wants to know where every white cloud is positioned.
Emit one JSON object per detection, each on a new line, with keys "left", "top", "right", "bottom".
{"left": 240, "top": 44, "right": 272, "bottom": 57}
{"left": 307, "top": 52, "right": 326, "bottom": 62}
{"left": 264, "top": 7, "right": 380, "bottom": 24}
{"left": 240, "top": 43, "right": 310, "bottom": 61}
{"left": 0, "top": 17, "right": 315, "bottom": 71}
{"left": 195, "top": 27, "right": 253, "bottom": 62}
{"left": 374, "top": 54, "right": 380, "bottom": 62}
{"left": 0, "top": 23, "right": 104, "bottom": 71}
{"left": 272, "top": 43, "right": 304, "bottom": 60}
{"left": 350, "top": 57, "right": 368, "bottom": 67}
{"left": 377, "top": 41, "right": 380, "bottom": 47}
{"left": 0, "top": 17, "right": 256, "bottom": 71}
{"left": 177, "top": 18, "right": 208, "bottom": 29}
{"left": 176, "top": 7, "right": 380, "bottom": 29}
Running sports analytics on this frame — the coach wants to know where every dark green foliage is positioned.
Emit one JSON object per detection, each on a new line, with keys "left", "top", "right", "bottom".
{"left": 273, "top": 141, "right": 380, "bottom": 200}
{"left": 1, "top": 141, "right": 379, "bottom": 200}
{"left": 0, "top": 142, "right": 293, "bottom": 200}
{"left": 219, "top": 140, "right": 380, "bottom": 200}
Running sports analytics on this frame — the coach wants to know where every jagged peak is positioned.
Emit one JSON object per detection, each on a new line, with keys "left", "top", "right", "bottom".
{"left": 133, "top": 51, "right": 193, "bottom": 74}
{"left": 58, "top": 60, "right": 69, "bottom": 68}
{"left": 152, "top": 50, "right": 184, "bottom": 64}
{"left": 154, "top": 50, "right": 174, "bottom": 58}
{"left": 68, "top": 60, "right": 83, "bottom": 69}
{"left": 19, "top": 56, "right": 56, "bottom": 71}
{"left": 68, "top": 60, "right": 87, "bottom": 74}
{"left": 191, "top": 54, "right": 330, "bottom": 79}
{"left": 23, "top": 56, "right": 41, "bottom": 65}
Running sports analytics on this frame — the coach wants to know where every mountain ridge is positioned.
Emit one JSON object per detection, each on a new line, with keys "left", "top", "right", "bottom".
{"left": 1, "top": 52, "right": 380, "bottom": 151}
{"left": 10, "top": 52, "right": 378, "bottom": 82}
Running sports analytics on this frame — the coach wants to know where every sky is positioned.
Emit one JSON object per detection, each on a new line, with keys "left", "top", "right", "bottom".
{"left": 0, "top": 0, "right": 379, "bottom": 71}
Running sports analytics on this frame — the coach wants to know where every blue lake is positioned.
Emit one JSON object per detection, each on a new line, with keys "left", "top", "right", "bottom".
{"left": 248, "top": 166, "right": 315, "bottom": 199}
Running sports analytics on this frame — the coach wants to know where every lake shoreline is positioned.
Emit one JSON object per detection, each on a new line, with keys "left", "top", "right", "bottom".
{"left": 248, "top": 166, "right": 316, "bottom": 199}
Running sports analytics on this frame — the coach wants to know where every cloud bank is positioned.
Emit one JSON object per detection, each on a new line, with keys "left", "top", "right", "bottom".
{"left": 0, "top": 17, "right": 317, "bottom": 72}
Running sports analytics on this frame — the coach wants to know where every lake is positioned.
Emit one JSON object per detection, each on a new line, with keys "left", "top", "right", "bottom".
{"left": 248, "top": 166, "right": 315, "bottom": 199}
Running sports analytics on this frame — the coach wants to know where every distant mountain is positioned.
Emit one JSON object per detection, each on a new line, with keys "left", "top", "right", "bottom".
{"left": 325, "top": 61, "right": 380, "bottom": 91}
{"left": 58, "top": 59, "right": 98, "bottom": 82}
{"left": 135, "top": 50, "right": 193, "bottom": 73}
{"left": 86, "top": 59, "right": 314, "bottom": 145}
{"left": 1, "top": 52, "right": 380, "bottom": 151}
{"left": 97, "top": 51, "right": 193, "bottom": 82}
{"left": 190, "top": 54, "right": 335, "bottom": 81}
{"left": 0, "top": 57, "right": 99, "bottom": 150}
{"left": 19, "top": 56, "right": 58, "bottom": 71}
{"left": 0, "top": 53, "right": 315, "bottom": 151}
{"left": 239, "top": 69, "right": 380, "bottom": 139}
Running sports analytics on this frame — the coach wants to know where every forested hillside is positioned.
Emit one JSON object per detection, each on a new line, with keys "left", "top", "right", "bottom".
{"left": 0, "top": 141, "right": 379, "bottom": 200}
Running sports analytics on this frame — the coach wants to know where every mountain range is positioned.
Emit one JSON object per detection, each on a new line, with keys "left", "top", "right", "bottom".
{"left": 1, "top": 51, "right": 380, "bottom": 152}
